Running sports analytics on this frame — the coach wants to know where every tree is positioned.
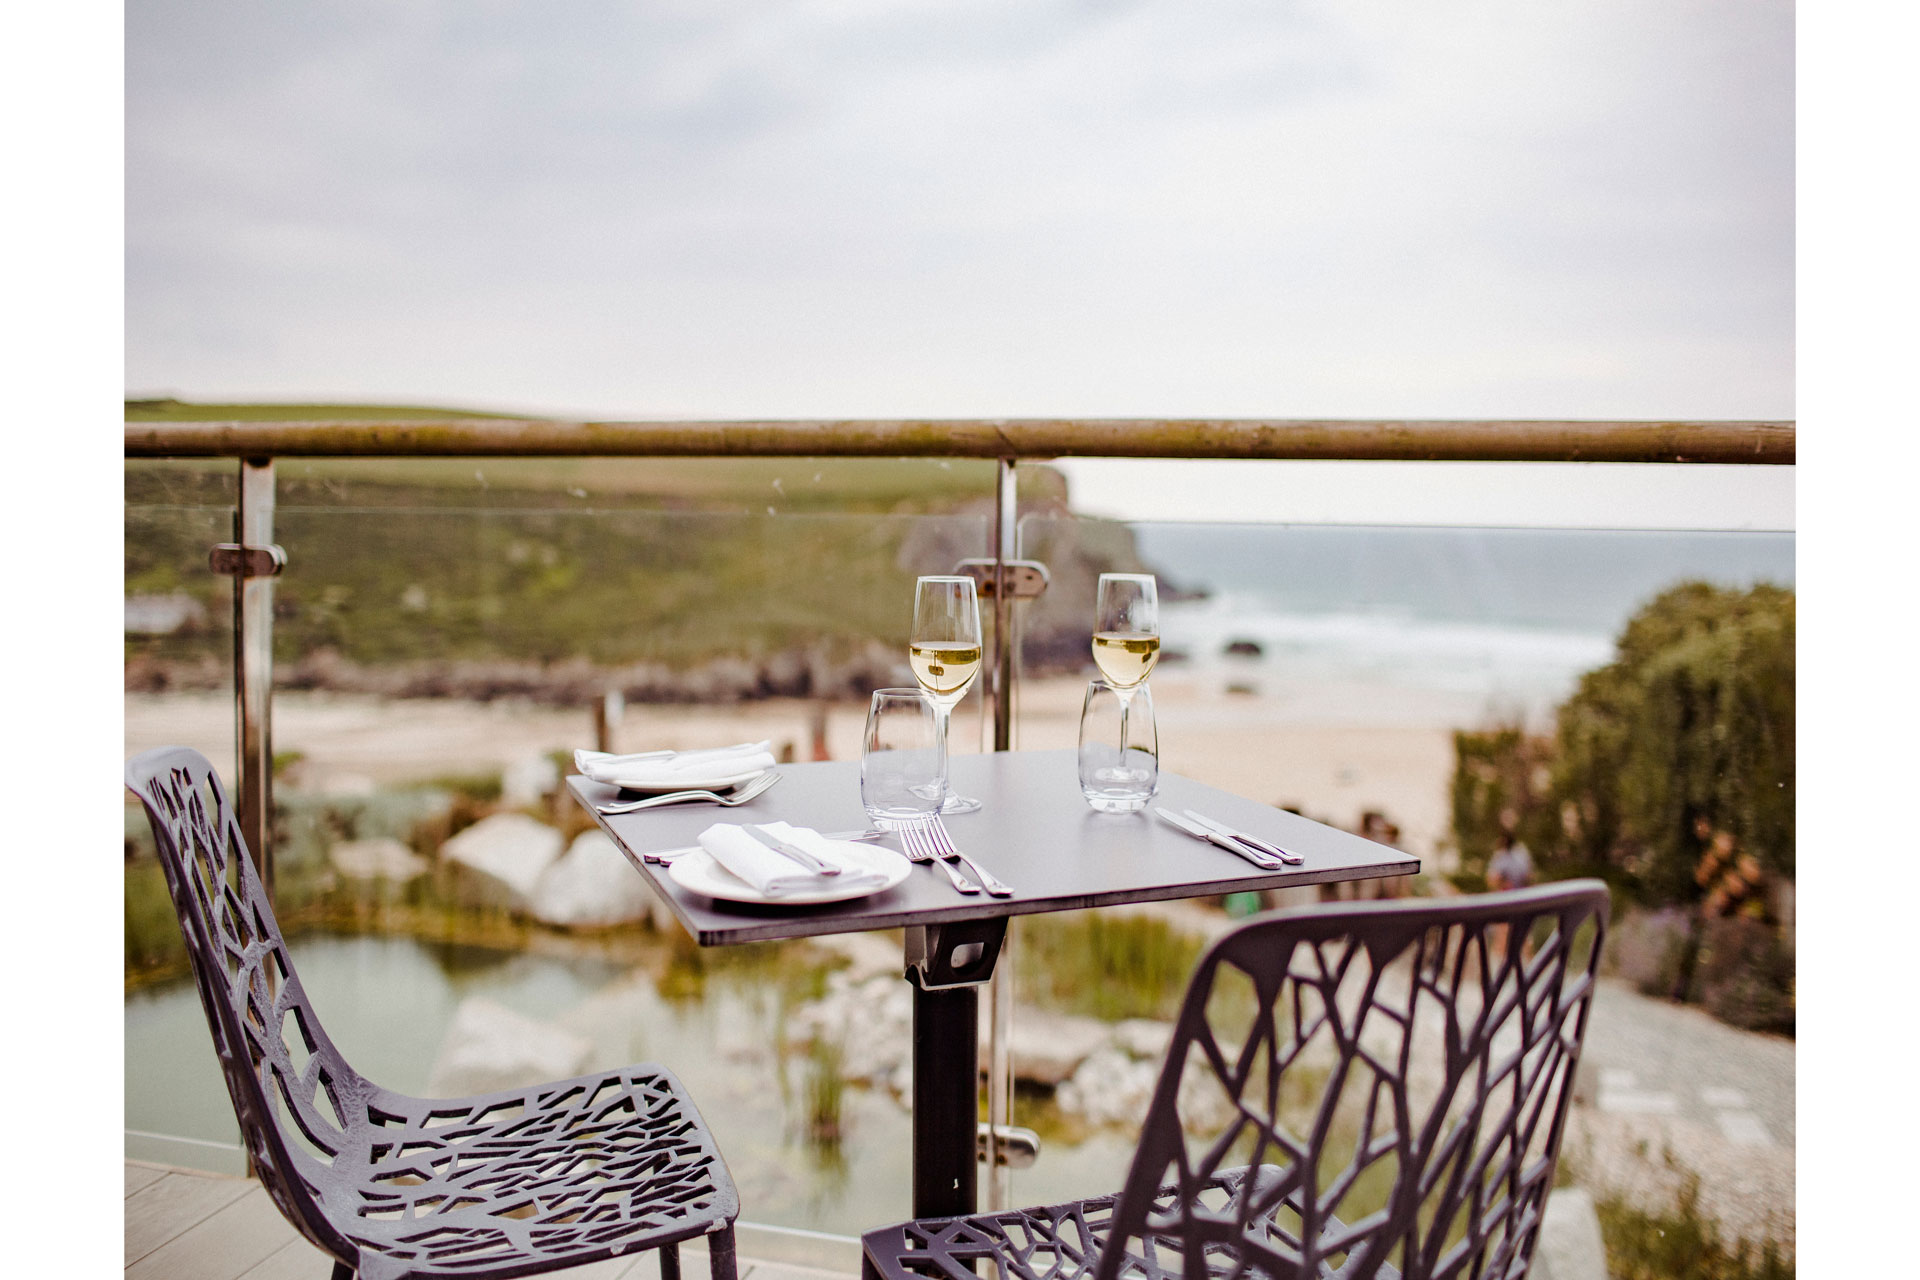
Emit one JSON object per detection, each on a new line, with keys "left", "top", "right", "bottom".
{"left": 1549, "top": 581, "right": 1794, "bottom": 902}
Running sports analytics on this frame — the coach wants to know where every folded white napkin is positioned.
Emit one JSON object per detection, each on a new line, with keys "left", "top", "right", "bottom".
{"left": 698, "top": 821, "right": 891, "bottom": 898}
{"left": 574, "top": 741, "right": 776, "bottom": 789}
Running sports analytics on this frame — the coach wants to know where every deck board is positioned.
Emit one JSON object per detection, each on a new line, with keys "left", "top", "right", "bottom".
{"left": 125, "top": 1164, "right": 167, "bottom": 1198}
{"left": 126, "top": 1160, "right": 849, "bottom": 1279}
{"left": 130, "top": 1185, "right": 303, "bottom": 1280}
{"left": 125, "top": 1167, "right": 256, "bottom": 1266}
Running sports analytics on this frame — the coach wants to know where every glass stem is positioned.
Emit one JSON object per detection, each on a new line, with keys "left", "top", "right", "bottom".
{"left": 934, "top": 702, "right": 952, "bottom": 796}
{"left": 1115, "top": 687, "right": 1134, "bottom": 760}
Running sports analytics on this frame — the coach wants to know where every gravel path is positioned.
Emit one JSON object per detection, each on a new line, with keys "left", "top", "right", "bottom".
{"left": 1567, "top": 977, "right": 1796, "bottom": 1252}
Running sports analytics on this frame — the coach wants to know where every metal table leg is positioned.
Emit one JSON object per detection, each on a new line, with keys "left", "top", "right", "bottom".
{"left": 904, "top": 918, "right": 1008, "bottom": 1219}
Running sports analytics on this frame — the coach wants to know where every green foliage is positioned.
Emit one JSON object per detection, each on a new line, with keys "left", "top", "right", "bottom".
{"left": 125, "top": 453, "right": 1112, "bottom": 684}
{"left": 1551, "top": 581, "right": 1794, "bottom": 898}
{"left": 1693, "top": 915, "right": 1795, "bottom": 1033}
{"left": 1448, "top": 724, "right": 1557, "bottom": 886}
{"left": 1015, "top": 911, "right": 1206, "bottom": 1021}
{"left": 1594, "top": 1172, "right": 1793, "bottom": 1280}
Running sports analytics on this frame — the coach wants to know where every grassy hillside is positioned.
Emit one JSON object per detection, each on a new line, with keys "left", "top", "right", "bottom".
{"left": 125, "top": 401, "right": 1129, "bottom": 691}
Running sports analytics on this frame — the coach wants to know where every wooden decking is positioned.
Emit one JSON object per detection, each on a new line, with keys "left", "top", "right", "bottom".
{"left": 125, "top": 1161, "right": 859, "bottom": 1280}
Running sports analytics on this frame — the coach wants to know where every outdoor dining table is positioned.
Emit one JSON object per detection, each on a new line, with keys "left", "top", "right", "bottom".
{"left": 568, "top": 746, "right": 1419, "bottom": 1221}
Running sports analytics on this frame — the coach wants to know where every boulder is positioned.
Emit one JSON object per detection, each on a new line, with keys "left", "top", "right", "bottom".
{"left": 501, "top": 753, "right": 561, "bottom": 807}
{"left": 328, "top": 836, "right": 429, "bottom": 883}
{"left": 1111, "top": 1018, "right": 1174, "bottom": 1062}
{"left": 977, "top": 1010, "right": 1112, "bottom": 1086}
{"left": 528, "top": 831, "right": 655, "bottom": 928}
{"left": 426, "top": 997, "right": 593, "bottom": 1098}
{"left": 440, "top": 812, "right": 564, "bottom": 910}
{"left": 1056, "top": 1047, "right": 1159, "bottom": 1127}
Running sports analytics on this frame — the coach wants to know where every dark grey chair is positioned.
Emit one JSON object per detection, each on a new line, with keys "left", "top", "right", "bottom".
{"left": 127, "top": 745, "right": 741, "bottom": 1280}
{"left": 862, "top": 882, "right": 1608, "bottom": 1280}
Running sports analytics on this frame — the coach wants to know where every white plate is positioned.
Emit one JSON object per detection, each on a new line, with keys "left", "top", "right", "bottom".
{"left": 606, "top": 767, "right": 772, "bottom": 794}
{"left": 667, "top": 844, "right": 913, "bottom": 905}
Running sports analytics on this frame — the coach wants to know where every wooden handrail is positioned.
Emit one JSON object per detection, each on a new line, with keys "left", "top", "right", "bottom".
{"left": 125, "top": 417, "right": 1795, "bottom": 464}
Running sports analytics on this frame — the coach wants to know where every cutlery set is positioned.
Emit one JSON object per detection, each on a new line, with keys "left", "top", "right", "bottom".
{"left": 1155, "top": 808, "right": 1303, "bottom": 869}
{"left": 597, "top": 763, "right": 1301, "bottom": 897}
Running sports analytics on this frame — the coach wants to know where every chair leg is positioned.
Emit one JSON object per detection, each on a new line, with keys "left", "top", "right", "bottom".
{"left": 659, "top": 1241, "right": 682, "bottom": 1280}
{"left": 707, "top": 1226, "right": 738, "bottom": 1280}
{"left": 330, "top": 1263, "right": 353, "bottom": 1280}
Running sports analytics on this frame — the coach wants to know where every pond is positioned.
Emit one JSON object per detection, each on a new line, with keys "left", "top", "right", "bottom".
{"left": 124, "top": 929, "right": 1146, "bottom": 1238}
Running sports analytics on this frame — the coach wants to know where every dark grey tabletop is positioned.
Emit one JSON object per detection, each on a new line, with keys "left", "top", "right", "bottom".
{"left": 568, "top": 748, "right": 1418, "bottom": 945}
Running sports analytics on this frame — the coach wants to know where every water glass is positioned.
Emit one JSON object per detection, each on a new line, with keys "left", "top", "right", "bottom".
{"left": 1078, "top": 679, "right": 1159, "bottom": 812}
{"left": 861, "top": 688, "right": 945, "bottom": 822}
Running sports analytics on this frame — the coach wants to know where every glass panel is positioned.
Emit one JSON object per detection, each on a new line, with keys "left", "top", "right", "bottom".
{"left": 1005, "top": 514, "right": 1793, "bottom": 1212}
{"left": 125, "top": 457, "right": 1016, "bottom": 1236}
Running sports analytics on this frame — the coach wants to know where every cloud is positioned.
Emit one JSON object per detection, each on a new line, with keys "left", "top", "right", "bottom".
{"left": 125, "top": 0, "right": 1793, "bottom": 420}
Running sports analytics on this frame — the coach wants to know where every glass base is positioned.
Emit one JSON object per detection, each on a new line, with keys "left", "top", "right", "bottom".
{"left": 1082, "top": 788, "right": 1152, "bottom": 813}
{"left": 940, "top": 793, "right": 983, "bottom": 814}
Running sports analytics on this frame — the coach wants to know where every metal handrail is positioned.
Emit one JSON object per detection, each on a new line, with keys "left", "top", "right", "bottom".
{"left": 125, "top": 417, "right": 1794, "bottom": 463}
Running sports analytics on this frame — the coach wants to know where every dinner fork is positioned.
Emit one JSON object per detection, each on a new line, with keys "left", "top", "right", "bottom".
{"left": 895, "top": 821, "right": 980, "bottom": 894}
{"left": 922, "top": 816, "right": 1013, "bottom": 897}
{"left": 594, "top": 771, "right": 781, "bottom": 814}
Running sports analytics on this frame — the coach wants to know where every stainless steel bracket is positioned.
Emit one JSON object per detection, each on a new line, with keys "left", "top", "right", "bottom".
{"left": 952, "top": 557, "right": 1048, "bottom": 599}
{"left": 209, "top": 543, "right": 287, "bottom": 578}
{"left": 904, "top": 917, "right": 1009, "bottom": 990}
{"left": 976, "top": 1123, "right": 1041, "bottom": 1169}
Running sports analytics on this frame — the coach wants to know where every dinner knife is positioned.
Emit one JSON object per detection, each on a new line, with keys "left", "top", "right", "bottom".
{"left": 1182, "top": 810, "right": 1304, "bottom": 865}
{"left": 1154, "top": 808, "right": 1285, "bottom": 870}
{"left": 643, "top": 830, "right": 887, "bottom": 864}
{"left": 744, "top": 825, "right": 841, "bottom": 876}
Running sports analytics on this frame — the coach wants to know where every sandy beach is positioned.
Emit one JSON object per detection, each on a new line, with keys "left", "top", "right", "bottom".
{"left": 124, "top": 667, "right": 1467, "bottom": 871}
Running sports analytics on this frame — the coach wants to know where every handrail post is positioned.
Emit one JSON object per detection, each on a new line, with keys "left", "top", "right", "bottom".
{"left": 234, "top": 457, "right": 277, "bottom": 893}
{"left": 985, "top": 457, "right": 1017, "bottom": 1209}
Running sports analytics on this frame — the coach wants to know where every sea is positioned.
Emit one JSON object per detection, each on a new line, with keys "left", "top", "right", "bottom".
{"left": 1122, "top": 523, "right": 1794, "bottom": 728}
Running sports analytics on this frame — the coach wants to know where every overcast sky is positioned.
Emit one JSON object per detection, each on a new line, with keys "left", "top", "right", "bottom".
{"left": 123, "top": 0, "right": 1795, "bottom": 525}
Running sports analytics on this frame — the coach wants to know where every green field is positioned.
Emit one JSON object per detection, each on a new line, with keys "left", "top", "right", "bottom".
{"left": 125, "top": 401, "right": 1134, "bottom": 687}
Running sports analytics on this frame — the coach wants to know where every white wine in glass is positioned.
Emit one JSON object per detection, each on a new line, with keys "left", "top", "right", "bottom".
{"left": 1091, "top": 631, "right": 1160, "bottom": 689}
{"left": 910, "top": 575, "right": 985, "bottom": 814}
{"left": 1093, "top": 573, "right": 1159, "bottom": 756}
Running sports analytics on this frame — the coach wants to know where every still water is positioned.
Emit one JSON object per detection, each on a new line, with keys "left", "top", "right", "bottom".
{"left": 124, "top": 932, "right": 1137, "bottom": 1235}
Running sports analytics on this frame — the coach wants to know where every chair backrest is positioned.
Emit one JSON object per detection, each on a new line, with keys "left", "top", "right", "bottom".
{"left": 126, "top": 746, "right": 362, "bottom": 1262}
{"left": 1094, "top": 881, "right": 1608, "bottom": 1280}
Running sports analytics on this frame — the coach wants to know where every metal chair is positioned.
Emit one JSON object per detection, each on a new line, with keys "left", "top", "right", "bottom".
{"left": 862, "top": 882, "right": 1608, "bottom": 1280}
{"left": 127, "top": 746, "right": 741, "bottom": 1280}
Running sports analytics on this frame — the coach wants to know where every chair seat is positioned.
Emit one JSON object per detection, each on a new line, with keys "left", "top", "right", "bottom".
{"left": 862, "top": 1168, "right": 1390, "bottom": 1280}
{"left": 315, "top": 1065, "right": 736, "bottom": 1278}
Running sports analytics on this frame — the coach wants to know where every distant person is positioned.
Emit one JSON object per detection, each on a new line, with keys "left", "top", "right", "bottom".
{"left": 1487, "top": 830, "right": 1534, "bottom": 893}
{"left": 1487, "top": 823, "right": 1535, "bottom": 960}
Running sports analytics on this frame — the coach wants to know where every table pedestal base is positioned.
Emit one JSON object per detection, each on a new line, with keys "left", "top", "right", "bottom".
{"left": 905, "top": 918, "right": 1008, "bottom": 1219}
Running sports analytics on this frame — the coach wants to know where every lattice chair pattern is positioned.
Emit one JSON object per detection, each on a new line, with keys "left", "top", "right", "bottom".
{"left": 127, "top": 746, "right": 741, "bottom": 1280}
{"left": 863, "top": 882, "right": 1608, "bottom": 1280}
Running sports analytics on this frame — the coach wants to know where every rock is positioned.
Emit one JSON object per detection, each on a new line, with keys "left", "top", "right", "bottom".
{"left": 1057, "top": 1047, "right": 1159, "bottom": 1127}
{"left": 328, "top": 836, "right": 429, "bottom": 883}
{"left": 1111, "top": 1018, "right": 1174, "bottom": 1062}
{"left": 426, "top": 997, "right": 593, "bottom": 1098}
{"left": 788, "top": 973, "right": 914, "bottom": 1088}
{"left": 501, "top": 753, "right": 560, "bottom": 807}
{"left": 528, "top": 831, "right": 655, "bottom": 928}
{"left": 440, "top": 812, "right": 565, "bottom": 909}
{"left": 1057, "top": 1043, "right": 1242, "bottom": 1134}
{"left": 978, "top": 1010, "right": 1111, "bottom": 1085}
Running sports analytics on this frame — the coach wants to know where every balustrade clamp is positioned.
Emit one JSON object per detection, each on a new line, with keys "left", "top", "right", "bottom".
{"left": 951, "top": 557, "right": 1049, "bottom": 599}
{"left": 209, "top": 543, "right": 288, "bottom": 578}
{"left": 976, "top": 1123, "right": 1040, "bottom": 1169}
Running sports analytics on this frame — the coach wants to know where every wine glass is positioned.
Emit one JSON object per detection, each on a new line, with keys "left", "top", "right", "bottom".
{"left": 910, "top": 575, "right": 984, "bottom": 814}
{"left": 1092, "top": 573, "right": 1159, "bottom": 753}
